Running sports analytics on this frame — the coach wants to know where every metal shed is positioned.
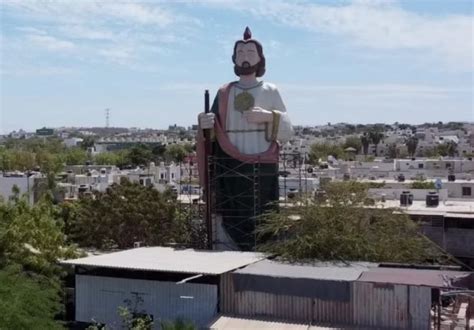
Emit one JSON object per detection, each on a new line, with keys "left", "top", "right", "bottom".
{"left": 220, "top": 260, "right": 374, "bottom": 326}
{"left": 354, "top": 267, "right": 473, "bottom": 330}
{"left": 62, "top": 247, "right": 266, "bottom": 328}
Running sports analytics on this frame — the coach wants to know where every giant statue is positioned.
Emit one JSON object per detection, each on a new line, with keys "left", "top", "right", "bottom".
{"left": 197, "top": 27, "right": 292, "bottom": 250}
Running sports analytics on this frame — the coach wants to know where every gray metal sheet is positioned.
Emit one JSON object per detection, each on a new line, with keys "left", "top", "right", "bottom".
{"left": 76, "top": 275, "right": 217, "bottom": 327}
{"left": 233, "top": 273, "right": 351, "bottom": 301}
{"left": 235, "top": 260, "right": 373, "bottom": 281}
{"left": 353, "top": 282, "right": 409, "bottom": 329}
{"left": 62, "top": 247, "right": 266, "bottom": 275}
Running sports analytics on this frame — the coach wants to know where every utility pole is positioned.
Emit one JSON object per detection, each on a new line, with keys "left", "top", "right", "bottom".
{"left": 105, "top": 108, "right": 110, "bottom": 128}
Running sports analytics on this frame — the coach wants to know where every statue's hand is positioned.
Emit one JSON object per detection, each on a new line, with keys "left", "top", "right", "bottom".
{"left": 198, "top": 112, "right": 215, "bottom": 129}
{"left": 244, "top": 107, "right": 272, "bottom": 124}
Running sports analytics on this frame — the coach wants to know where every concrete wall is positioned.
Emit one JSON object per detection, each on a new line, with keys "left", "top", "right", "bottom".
{"left": 0, "top": 175, "right": 35, "bottom": 205}
{"left": 422, "top": 226, "right": 474, "bottom": 259}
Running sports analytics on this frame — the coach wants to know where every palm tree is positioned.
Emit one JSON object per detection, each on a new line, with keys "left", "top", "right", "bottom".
{"left": 406, "top": 136, "right": 418, "bottom": 157}
{"left": 360, "top": 133, "right": 370, "bottom": 156}
{"left": 368, "top": 129, "right": 384, "bottom": 156}
{"left": 447, "top": 141, "right": 457, "bottom": 157}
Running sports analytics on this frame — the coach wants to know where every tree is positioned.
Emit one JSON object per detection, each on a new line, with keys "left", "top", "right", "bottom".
{"left": 80, "top": 136, "right": 95, "bottom": 150}
{"left": 0, "top": 193, "right": 80, "bottom": 329}
{"left": 35, "top": 150, "right": 64, "bottom": 174}
{"left": 66, "top": 179, "right": 204, "bottom": 249}
{"left": 360, "top": 133, "right": 370, "bottom": 156}
{"left": 151, "top": 145, "right": 167, "bottom": 160}
{"left": 0, "top": 194, "right": 78, "bottom": 278}
{"left": 368, "top": 129, "right": 384, "bottom": 156}
{"left": 343, "top": 136, "right": 362, "bottom": 154}
{"left": 126, "top": 145, "right": 153, "bottom": 167}
{"left": 411, "top": 180, "right": 436, "bottom": 189}
{"left": 387, "top": 143, "right": 398, "bottom": 159}
{"left": 257, "top": 181, "right": 440, "bottom": 263}
{"left": 0, "top": 266, "right": 63, "bottom": 330}
{"left": 165, "top": 144, "right": 188, "bottom": 163}
{"left": 446, "top": 141, "right": 457, "bottom": 157}
{"left": 63, "top": 147, "right": 89, "bottom": 165}
{"left": 436, "top": 144, "right": 449, "bottom": 157}
{"left": 308, "top": 143, "right": 344, "bottom": 164}
{"left": 406, "top": 136, "right": 418, "bottom": 157}
{"left": 94, "top": 152, "right": 122, "bottom": 165}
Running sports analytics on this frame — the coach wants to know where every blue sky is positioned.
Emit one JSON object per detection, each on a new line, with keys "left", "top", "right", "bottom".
{"left": 1, "top": 0, "right": 473, "bottom": 133}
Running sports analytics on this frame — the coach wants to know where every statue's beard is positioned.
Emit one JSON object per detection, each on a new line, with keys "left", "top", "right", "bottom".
{"left": 234, "top": 61, "right": 259, "bottom": 76}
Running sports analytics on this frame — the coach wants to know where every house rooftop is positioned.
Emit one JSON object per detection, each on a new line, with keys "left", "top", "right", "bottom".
{"left": 375, "top": 199, "right": 474, "bottom": 218}
{"left": 357, "top": 267, "right": 473, "bottom": 288}
{"left": 61, "top": 247, "right": 266, "bottom": 275}
{"left": 235, "top": 259, "right": 377, "bottom": 281}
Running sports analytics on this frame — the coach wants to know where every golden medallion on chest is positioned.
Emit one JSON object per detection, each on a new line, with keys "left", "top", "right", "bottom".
{"left": 234, "top": 91, "right": 255, "bottom": 113}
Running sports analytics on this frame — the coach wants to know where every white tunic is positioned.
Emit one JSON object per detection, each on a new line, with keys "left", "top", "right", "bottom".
{"left": 226, "top": 81, "right": 293, "bottom": 155}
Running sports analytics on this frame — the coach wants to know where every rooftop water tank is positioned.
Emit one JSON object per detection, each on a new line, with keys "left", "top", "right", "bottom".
{"left": 426, "top": 192, "right": 439, "bottom": 207}
{"left": 400, "top": 191, "right": 413, "bottom": 206}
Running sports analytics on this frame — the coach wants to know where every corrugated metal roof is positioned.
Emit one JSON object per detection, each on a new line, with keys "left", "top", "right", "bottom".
{"left": 235, "top": 259, "right": 376, "bottom": 281}
{"left": 61, "top": 247, "right": 266, "bottom": 275}
{"left": 208, "top": 316, "right": 339, "bottom": 329}
{"left": 357, "top": 267, "right": 472, "bottom": 287}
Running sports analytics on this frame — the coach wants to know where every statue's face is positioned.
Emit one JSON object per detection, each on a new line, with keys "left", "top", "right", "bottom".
{"left": 235, "top": 42, "right": 261, "bottom": 69}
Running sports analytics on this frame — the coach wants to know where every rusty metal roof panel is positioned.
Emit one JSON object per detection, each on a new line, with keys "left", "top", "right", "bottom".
{"left": 357, "top": 267, "right": 472, "bottom": 288}
{"left": 235, "top": 259, "right": 376, "bottom": 281}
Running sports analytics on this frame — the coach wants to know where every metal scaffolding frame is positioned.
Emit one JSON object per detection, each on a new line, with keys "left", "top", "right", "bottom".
{"left": 206, "top": 151, "right": 310, "bottom": 251}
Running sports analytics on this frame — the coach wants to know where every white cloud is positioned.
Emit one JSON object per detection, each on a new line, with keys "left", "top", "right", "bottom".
{"left": 15, "top": 26, "right": 47, "bottom": 35}
{"left": 206, "top": 0, "right": 474, "bottom": 70}
{"left": 59, "top": 25, "right": 116, "bottom": 41}
{"left": 3, "top": 1, "right": 194, "bottom": 27}
{"left": 1, "top": 66, "right": 77, "bottom": 76}
{"left": 3, "top": 1, "right": 198, "bottom": 69}
{"left": 27, "top": 34, "right": 75, "bottom": 51}
{"left": 98, "top": 47, "right": 134, "bottom": 65}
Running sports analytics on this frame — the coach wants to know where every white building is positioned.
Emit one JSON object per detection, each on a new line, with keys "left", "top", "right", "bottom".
{"left": 63, "top": 137, "right": 83, "bottom": 148}
{"left": 0, "top": 172, "right": 38, "bottom": 205}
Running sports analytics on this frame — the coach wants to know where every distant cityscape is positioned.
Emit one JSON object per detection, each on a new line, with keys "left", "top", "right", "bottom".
{"left": 2, "top": 121, "right": 474, "bottom": 329}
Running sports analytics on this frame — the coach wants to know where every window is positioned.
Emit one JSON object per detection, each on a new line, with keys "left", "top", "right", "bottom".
{"left": 418, "top": 164, "right": 424, "bottom": 169}
{"left": 445, "top": 163, "right": 452, "bottom": 169}
{"left": 462, "top": 187, "right": 472, "bottom": 196}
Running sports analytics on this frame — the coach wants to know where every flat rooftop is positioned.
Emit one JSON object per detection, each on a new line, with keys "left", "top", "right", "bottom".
{"left": 374, "top": 200, "right": 474, "bottom": 218}
{"left": 61, "top": 247, "right": 266, "bottom": 275}
{"left": 360, "top": 179, "right": 474, "bottom": 184}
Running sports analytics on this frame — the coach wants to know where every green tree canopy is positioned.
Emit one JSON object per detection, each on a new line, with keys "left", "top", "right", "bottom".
{"left": 0, "top": 266, "right": 63, "bottom": 330}
{"left": 94, "top": 151, "right": 123, "bottom": 165}
{"left": 66, "top": 179, "right": 204, "bottom": 249}
{"left": 343, "top": 136, "right": 362, "bottom": 154}
{"left": 308, "top": 143, "right": 344, "bottom": 164}
{"left": 411, "top": 179, "right": 436, "bottom": 190}
{"left": 0, "top": 194, "right": 78, "bottom": 278}
{"left": 257, "top": 181, "right": 441, "bottom": 263}
{"left": 165, "top": 144, "right": 188, "bottom": 163}
{"left": 126, "top": 145, "right": 153, "bottom": 167}
{"left": 406, "top": 136, "right": 418, "bottom": 157}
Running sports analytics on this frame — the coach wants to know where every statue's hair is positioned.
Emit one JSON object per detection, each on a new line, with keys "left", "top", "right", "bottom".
{"left": 232, "top": 40, "right": 266, "bottom": 77}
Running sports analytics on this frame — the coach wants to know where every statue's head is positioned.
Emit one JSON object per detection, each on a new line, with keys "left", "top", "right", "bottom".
{"left": 232, "top": 27, "right": 266, "bottom": 77}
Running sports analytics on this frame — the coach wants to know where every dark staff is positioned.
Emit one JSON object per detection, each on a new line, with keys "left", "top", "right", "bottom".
{"left": 203, "top": 90, "right": 213, "bottom": 249}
